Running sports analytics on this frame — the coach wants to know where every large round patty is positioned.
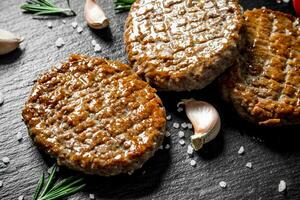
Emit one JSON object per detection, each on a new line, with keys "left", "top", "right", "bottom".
{"left": 22, "top": 55, "right": 166, "bottom": 176}
{"left": 124, "top": 0, "right": 244, "bottom": 91}
{"left": 220, "top": 9, "right": 300, "bottom": 126}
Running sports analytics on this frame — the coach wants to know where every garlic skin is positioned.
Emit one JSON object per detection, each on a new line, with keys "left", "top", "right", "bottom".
{"left": 183, "top": 99, "right": 221, "bottom": 150}
{"left": 0, "top": 29, "right": 23, "bottom": 55}
{"left": 84, "top": 0, "right": 109, "bottom": 30}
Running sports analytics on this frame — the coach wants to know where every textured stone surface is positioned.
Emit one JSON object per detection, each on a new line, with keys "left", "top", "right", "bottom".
{"left": 0, "top": 0, "right": 299, "bottom": 200}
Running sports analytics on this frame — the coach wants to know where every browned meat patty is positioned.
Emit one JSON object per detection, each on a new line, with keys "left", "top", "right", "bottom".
{"left": 22, "top": 55, "right": 166, "bottom": 176}
{"left": 220, "top": 9, "right": 300, "bottom": 126}
{"left": 124, "top": 0, "right": 244, "bottom": 91}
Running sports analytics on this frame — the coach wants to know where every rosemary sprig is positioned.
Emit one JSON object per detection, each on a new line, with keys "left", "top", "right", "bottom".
{"left": 20, "top": 0, "right": 76, "bottom": 16}
{"left": 114, "top": 0, "right": 135, "bottom": 13}
{"left": 32, "top": 165, "right": 86, "bottom": 200}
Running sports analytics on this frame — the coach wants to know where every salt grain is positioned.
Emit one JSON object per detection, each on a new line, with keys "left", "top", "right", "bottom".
{"left": 62, "top": 20, "right": 66, "bottom": 24}
{"left": 89, "top": 193, "right": 95, "bottom": 199}
{"left": 71, "top": 21, "right": 78, "bottom": 29}
{"left": 2, "top": 157, "right": 10, "bottom": 164}
{"left": 165, "top": 131, "right": 171, "bottom": 137}
{"left": 166, "top": 115, "right": 172, "bottom": 120}
{"left": 177, "top": 107, "right": 184, "bottom": 112}
{"left": 190, "top": 160, "right": 196, "bottom": 167}
{"left": 159, "top": 145, "right": 163, "bottom": 150}
{"left": 181, "top": 122, "right": 188, "bottom": 129}
{"left": 179, "top": 139, "right": 185, "bottom": 146}
{"left": 178, "top": 131, "right": 185, "bottom": 138}
{"left": 77, "top": 26, "right": 83, "bottom": 33}
{"left": 18, "top": 195, "right": 24, "bottom": 200}
{"left": 0, "top": 180, "right": 3, "bottom": 187}
{"left": 245, "top": 162, "right": 252, "bottom": 169}
{"left": 47, "top": 22, "right": 52, "bottom": 28}
{"left": 94, "top": 44, "right": 102, "bottom": 52}
{"left": 278, "top": 180, "right": 286, "bottom": 192}
{"left": 55, "top": 38, "right": 65, "bottom": 48}
{"left": 173, "top": 122, "right": 180, "bottom": 129}
{"left": 92, "top": 40, "right": 97, "bottom": 46}
{"left": 187, "top": 145, "right": 194, "bottom": 155}
{"left": 16, "top": 132, "right": 23, "bottom": 141}
{"left": 219, "top": 181, "right": 227, "bottom": 188}
{"left": 0, "top": 91, "right": 4, "bottom": 105}
{"left": 187, "top": 123, "right": 193, "bottom": 129}
{"left": 238, "top": 146, "right": 245, "bottom": 155}
{"left": 165, "top": 144, "right": 170, "bottom": 149}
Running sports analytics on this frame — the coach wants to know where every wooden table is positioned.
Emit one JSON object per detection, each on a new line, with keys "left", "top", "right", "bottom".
{"left": 0, "top": 0, "right": 299, "bottom": 199}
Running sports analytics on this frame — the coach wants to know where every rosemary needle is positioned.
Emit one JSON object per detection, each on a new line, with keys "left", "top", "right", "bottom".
{"left": 20, "top": 0, "right": 76, "bottom": 16}
{"left": 114, "top": 0, "right": 135, "bottom": 13}
{"left": 32, "top": 165, "right": 85, "bottom": 200}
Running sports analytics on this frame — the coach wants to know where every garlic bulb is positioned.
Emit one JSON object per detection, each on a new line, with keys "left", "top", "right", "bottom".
{"left": 183, "top": 99, "right": 221, "bottom": 150}
{"left": 0, "top": 29, "right": 23, "bottom": 55}
{"left": 84, "top": 0, "right": 109, "bottom": 29}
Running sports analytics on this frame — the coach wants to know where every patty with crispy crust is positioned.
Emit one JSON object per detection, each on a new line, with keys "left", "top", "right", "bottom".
{"left": 220, "top": 9, "right": 300, "bottom": 126}
{"left": 22, "top": 55, "right": 166, "bottom": 176}
{"left": 124, "top": 0, "right": 244, "bottom": 91}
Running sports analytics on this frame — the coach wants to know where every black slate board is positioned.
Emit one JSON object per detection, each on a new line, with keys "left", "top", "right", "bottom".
{"left": 0, "top": 0, "right": 299, "bottom": 200}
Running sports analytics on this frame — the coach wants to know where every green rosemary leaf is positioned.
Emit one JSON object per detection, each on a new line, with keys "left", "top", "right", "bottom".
{"left": 114, "top": 0, "right": 135, "bottom": 12}
{"left": 40, "top": 184, "right": 86, "bottom": 200}
{"left": 32, "top": 173, "right": 44, "bottom": 200}
{"left": 38, "top": 165, "right": 57, "bottom": 198}
{"left": 31, "top": 164, "right": 85, "bottom": 200}
{"left": 20, "top": 0, "right": 76, "bottom": 16}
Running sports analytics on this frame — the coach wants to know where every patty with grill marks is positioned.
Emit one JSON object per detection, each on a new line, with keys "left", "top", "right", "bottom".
{"left": 124, "top": 0, "right": 244, "bottom": 91}
{"left": 22, "top": 55, "right": 166, "bottom": 176}
{"left": 220, "top": 9, "right": 300, "bottom": 126}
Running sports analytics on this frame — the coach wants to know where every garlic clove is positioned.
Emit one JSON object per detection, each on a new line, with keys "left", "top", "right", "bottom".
{"left": 0, "top": 29, "right": 23, "bottom": 55}
{"left": 183, "top": 99, "right": 221, "bottom": 151}
{"left": 84, "top": 0, "right": 109, "bottom": 30}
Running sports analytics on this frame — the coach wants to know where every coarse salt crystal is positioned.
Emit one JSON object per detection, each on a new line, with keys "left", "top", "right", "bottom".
{"left": 47, "top": 22, "right": 52, "bottom": 28}
{"left": 190, "top": 160, "right": 196, "bottom": 166}
{"left": 77, "top": 27, "right": 83, "bottom": 33}
{"left": 166, "top": 115, "right": 172, "bottom": 120}
{"left": 55, "top": 38, "right": 65, "bottom": 48}
{"left": 2, "top": 157, "right": 10, "bottom": 164}
{"left": 177, "top": 107, "right": 184, "bottom": 112}
{"left": 219, "top": 181, "right": 227, "bottom": 188}
{"left": 18, "top": 195, "right": 24, "bottom": 200}
{"left": 278, "top": 180, "right": 286, "bottom": 192}
{"left": 165, "top": 144, "right": 170, "bottom": 149}
{"left": 165, "top": 131, "right": 171, "bottom": 137}
{"left": 0, "top": 180, "right": 3, "bottom": 187}
{"left": 159, "top": 145, "right": 163, "bottom": 150}
{"left": 16, "top": 132, "right": 22, "bottom": 141}
{"left": 179, "top": 139, "right": 185, "bottom": 146}
{"left": 92, "top": 40, "right": 97, "bottom": 46}
{"left": 0, "top": 91, "right": 4, "bottom": 105}
{"left": 94, "top": 44, "right": 102, "bottom": 52}
{"left": 178, "top": 131, "right": 185, "bottom": 138}
{"left": 71, "top": 21, "right": 78, "bottom": 29}
{"left": 187, "top": 145, "right": 194, "bottom": 155}
{"left": 238, "top": 146, "right": 245, "bottom": 155}
{"left": 181, "top": 122, "right": 188, "bottom": 129}
{"left": 173, "top": 122, "right": 180, "bottom": 129}
{"left": 246, "top": 162, "right": 252, "bottom": 169}
{"left": 62, "top": 20, "right": 66, "bottom": 24}
{"left": 89, "top": 193, "right": 95, "bottom": 199}
{"left": 187, "top": 123, "right": 193, "bottom": 129}
{"left": 114, "top": 154, "right": 121, "bottom": 160}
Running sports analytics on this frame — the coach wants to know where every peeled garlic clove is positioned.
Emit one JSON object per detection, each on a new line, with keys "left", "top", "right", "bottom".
{"left": 0, "top": 29, "right": 23, "bottom": 55}
{"left": 183, "top": 99, "right": 221, "bottom": 151}
{"left": 84, "top": 0, "right": 109, "bottom": 30}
